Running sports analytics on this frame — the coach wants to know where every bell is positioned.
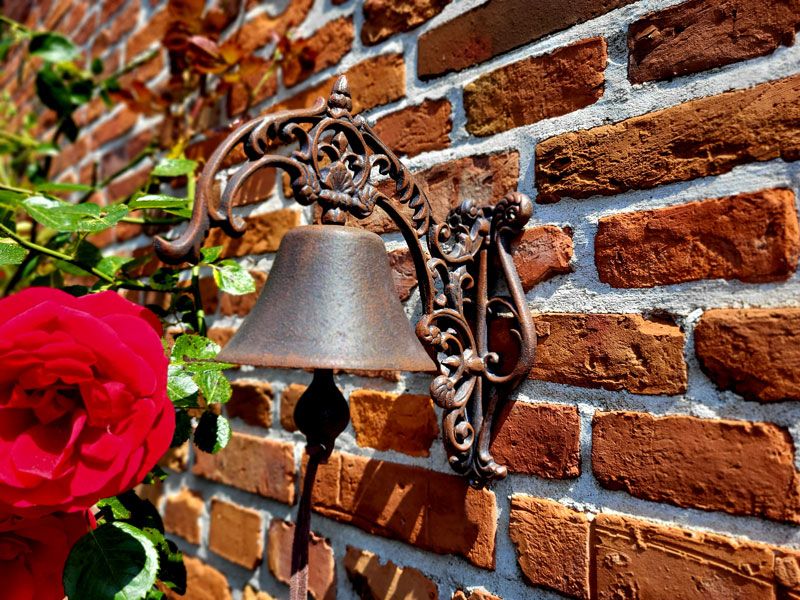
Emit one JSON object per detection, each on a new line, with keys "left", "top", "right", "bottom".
{"left": 216, "top": 224, "right": 436, "bottom": 373}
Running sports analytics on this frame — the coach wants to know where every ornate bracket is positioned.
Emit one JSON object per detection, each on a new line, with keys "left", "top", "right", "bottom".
{"left": 154, "top": 76, "right": 535, "bottom": 487}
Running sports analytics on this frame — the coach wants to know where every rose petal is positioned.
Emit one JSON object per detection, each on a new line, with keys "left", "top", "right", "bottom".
{"left": 76, "top": 291, "right": 163, "bottom": 336}
{"left": 10, "top": 412, "right": 86, "bottom": 478}
{"left": 0, "top": 287, "right": 76, "bottom": 328}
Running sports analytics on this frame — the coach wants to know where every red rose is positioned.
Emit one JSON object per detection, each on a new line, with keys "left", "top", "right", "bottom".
{"left": 0, "top": 288, "right": 174, "bottom": 516}
{"left": 0, "top": 510, "right": 94, "bottom": 600}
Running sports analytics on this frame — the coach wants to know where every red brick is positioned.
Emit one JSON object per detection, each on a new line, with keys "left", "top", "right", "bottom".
{"left": 509, "top": 496, "right": 590, "bottom": 599}
{"left": 232, "top": 168, "right": 276, "bottom": 207}
{"left": 362, "top": 0, "right": 450, "bottom": 45}
{"left": 106, "top": 167, "right": 149, "bottom": 201}
{"left": 360, "top": 151, "right": 519, "bottom": 234}
{"left": 126, "top": 9, "right": 169, "bottom": 57}
{"left": 344, "top": 546, "right": 438, "bottom": 599}
{"left": 166, "top": 556, "right": 232, "bottom": 600}
{"left": 227, "top": 57, "right": 279, "bottom": 117}
{"left": 220, "top": 0, "right": 313, "bottom": 55}
{"left": 280, "top": 383, "right": 306, "bottom": 432}
{"left": 536, "top": 73, "right": 800, "bottom": 202}
{"left": 163, "top": 488, "right": 203, "bottom": 545}
{"left": 193, "top": 432, "right": 296, "bottom": 504}
{"left": 418, "top": 0, "right": 634, "bottom": 79}
{"left": 205, "top": 208, "right": 301, "bottom": 258}
{"left": 92, "top": 108, "right": 138, "bottom": 148}
{"left": 269, "top": 54, "right": 406, "bottom": 116}
{"left": 594, "top": 513, "right": 780, "bottom": 599}
{"left": 311, "top": 452, "right": 496, "bottom": 568}
{"left": 226, "top": 380, "right": 273, "bottom": 428}
{"left": 695, "top": 308, "right": 800, "bottom": 402}
{"left": 464, "top": 38, "right": 606, "bottom": 136}
{"left": 282, "top": 17, "right": 354, "bottom": 88}
{"left": 209, "top": 499, "right": 263, "bottom": 569}
{"left": 108, "top": 0, "right": 139, "bottom": 40}
{"left": 267, "top": 520, "right": 335, "bottom": 600}
{"left": 596, "top": 189, "right": 800, "bottom": 287}
{"left": 511, "top": 226, "right": 573, "bottom": 291}
{"left": 349, "top": 389, "right": 439, "bottom": 457}
{"left": 371, "top": 99, "right": 451, "bottom": 157}
{"left": 629, "top": 0, "right": 800, "bottom": 84}
{"left": 529, "top": 313, "right": 687, "bottom": 395}
{"left": 388, "top": 248, "right": 418, "bottom": 301}
{"left": 592, "top": 411, "right": 800, "bottom": 523}
{"left": 490, "top": 401, "right": 580, "bottom": 478}
{"left": 207, "top": 326, "right": 236, "bottom": 348}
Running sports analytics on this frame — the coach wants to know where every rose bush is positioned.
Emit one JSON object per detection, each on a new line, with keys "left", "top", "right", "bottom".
{"left": 0, "top": 288, "right": 174, "bottom": 516}
{"left": 0, "top": 510, "right": 94, "bottom": 600}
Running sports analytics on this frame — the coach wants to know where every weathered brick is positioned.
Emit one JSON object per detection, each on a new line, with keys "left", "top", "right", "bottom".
{"left": 226, "top": 380, "right": 273, "bottom": 428}
{"left": 362, "top": 0, "right": 449, "bottom": 45}
{"left": 205, "top": 208, "right": 301, "bottom": 258}
{"left": 362, "top": 151, "right": 519, "bottom": 233}
{"left": 628, "top": 0, "right": 800, "bottom": 84}
{"left": 193, "top": 432, "right": 296, "bottom": 504}
{"left": 596, "top": 189, "right": 800, "bottom": 287}
{"left": 267, "top": 520, "right": 335, "bottom": 600}
{"left": 164, "top": 488, "right": 203, "bottom": 545}
{"left": 243, "top": 586, "right": 277, "bottom": 600}
{"left": 511, "top": 226, "right": 573, "bottom": 291}
{"left": 388, "top": 248, "right": 418, "bottom": 301}
{"left": 106, "top": 167, "right": 149, "bottom": 201}
{"left": 594, "top": 513, "right": 779, "bottom": 599}
{"left": 232, "top": 168, "right": 277, "bottom": 207}
{"left": 270, "top": 54, "right": 405, "bottom": 116}
{"left": 344, "top": 546, "right": 438, "bottom": 599}
{"left": 695, "top": 308, "right": 800, "bottom": 402}
{"left": 209, "top": 499, "right": 263, "bottom": 569}
{"left": 592, "top": 411, "right": 800, "bottom": 523}
{"left": 280, "top": 383, "right": 306, "bottom": 432}
{"left": 127, "top": 9, "right": 170, "bottom": 57}
{"left": 233, "top": 0, "right": 313, "bottom": 52}
{"left": 207, "top": 325, "right": 236, "bottom": 348}
{"left": 509, "top": 496, "right": 590, "bottom": 599}
{"left": 282, "top": 17, "right": 354, "bottom": 87}
{"left": 418, "top": 0, "right": 634, "bottom": 79}
{"left": 536, "top": 73, "right": 800, "bottom": 202}
{"left": 452, "top": 591, "right": 500, "bottom": 600}
{"left": 227, "top": 56, "right": 279, "bottom": 116}
{"left": 371, "top": 99, "right": 452, "bottom": 157}
{"left": 166, "top": 556, "right": 232, "bottom": 600}
{"left": 349, "top": 389, "right": 439, "bottom": 457}
{"left": 464, "top": 38, "right": 606, "bottom": 136}
{"left": 529, "top": 313, "right": 687, "bottom": 395}
{"left": 92, "top": 108, "right": 138, "bottom": 148}
{"left": 490, "top": 401, "right": 580, "bottom": 478}
{"left": 311, "top": 452, "right": 496, "bottom": 568}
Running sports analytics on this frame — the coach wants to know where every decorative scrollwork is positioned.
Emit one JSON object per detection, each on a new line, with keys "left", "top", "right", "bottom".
{"left": 154, "top": 76, "right": 536, "bottom": 487}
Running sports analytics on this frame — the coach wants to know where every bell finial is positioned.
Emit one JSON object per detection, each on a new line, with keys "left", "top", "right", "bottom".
{"left": 328, "top": 75, "right": 352, "bottom": 115}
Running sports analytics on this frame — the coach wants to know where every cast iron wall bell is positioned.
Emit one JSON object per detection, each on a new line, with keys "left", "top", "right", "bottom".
{"left": 154, "top": 76, "right": 536, "bottom": 598}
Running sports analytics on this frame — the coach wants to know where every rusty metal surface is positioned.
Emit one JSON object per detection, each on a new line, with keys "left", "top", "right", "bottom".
{"left": 216, "top": 225, "right": 436, "bottom": 373}
{"left": 155, "top": 76, "right": 536, "bottom": 487}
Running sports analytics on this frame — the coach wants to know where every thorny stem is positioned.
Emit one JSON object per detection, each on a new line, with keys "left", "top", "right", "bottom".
{"left": 190, "top": 265, "right": 206, "bottom": 336}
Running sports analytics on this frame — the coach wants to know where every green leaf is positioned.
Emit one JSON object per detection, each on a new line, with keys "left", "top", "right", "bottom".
{"left": 171, "top": 409, "right": 192, "bottom": 447}
{"left": 155, "top": 538, "right": 185, "bottom": 595}
{"left": 91, "top": 57, "right": 104, "bottom": 75}
{"left": 96, "top": 255, "right": 134, "bottom": 277}
{"left": 21, "top": 196, "right": 128, "bottom": 232}
{"left": 0, "top": 240, "right": 27, "bottom": 265}
{"left": 96, "top": 496, "right": 133, "bottom": 522}
{"left": 35, "top": 66, "right": 73, "bottom": 114}
{"left": 193, "top": 412, "right": 231, "bottom": 454}
{"left": 129, "top": 194, "right": 189, "bottom": 210}
{"left": 200, "top": 245, "right": 222, "bottom": 264}
{"left": 151, "top": 158, "right": 197, "bottom": 178}
{"left": 63, "top": 522, "right": 159, "bottom": 600}
{"left": 29, "top": 32, "right": 79, "bottom": 63}
{"left": 167, "top": 364, "right": 198, "bottom": 406}
{"left": 35, "top": 181, "right": 94, "bottom": 193}
{"left": 195, "top": 369, "right": 232, "bottom": 405}
{"left": 171, "top": 334, "right": 220, "bottom": 361}
{"left": 212, "top": 260, "right": 256, "bottom": 295}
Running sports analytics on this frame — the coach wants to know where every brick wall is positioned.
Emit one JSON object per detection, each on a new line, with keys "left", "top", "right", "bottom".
{"left": 8, "top": 0, "right": 800, "bottom": 598}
